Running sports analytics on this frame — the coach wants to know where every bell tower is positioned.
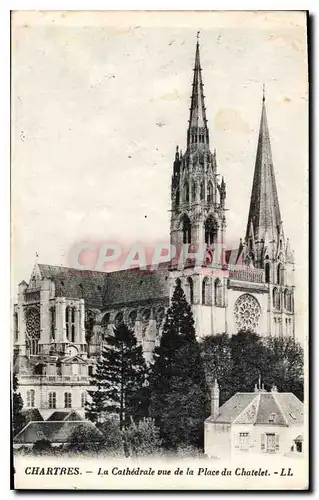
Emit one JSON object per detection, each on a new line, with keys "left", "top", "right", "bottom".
{"left": 243, "top": 87, "right": 295, "bottom": 337}
{"left": 169, "top": 35, "right": 228, "bottom": 338}
{"left": 170, "top": 36, "right": 226, "bottom": 264}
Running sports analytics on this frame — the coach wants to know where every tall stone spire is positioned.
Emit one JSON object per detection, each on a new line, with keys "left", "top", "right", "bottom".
{"left": 187, "top": 33, "right": 209, "bottom": 148}
{"left": 245, "top": 86, "right": 281, "bottom": 244}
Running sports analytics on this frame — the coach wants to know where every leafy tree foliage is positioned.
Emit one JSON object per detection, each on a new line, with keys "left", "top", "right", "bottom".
{"left": 86, "top": 323, "right": 149, "bottom": 428}
{"left": 122, "top": 417, "right": 162, "bottom": 457}
{"left": 150, "top": 280, "right": 209, "bottom": 449}
{"left": 12, "top": 372, "right": 26, "bottom": 437}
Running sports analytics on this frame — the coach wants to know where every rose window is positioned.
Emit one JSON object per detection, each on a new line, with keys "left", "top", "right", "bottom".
{"left": 234, "top": 294, "right": 261, "bottom": 332}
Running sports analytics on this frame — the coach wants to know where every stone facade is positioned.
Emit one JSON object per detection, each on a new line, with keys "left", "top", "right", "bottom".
{"left": 12, "top": 39, "right": 295, "bottom": 419}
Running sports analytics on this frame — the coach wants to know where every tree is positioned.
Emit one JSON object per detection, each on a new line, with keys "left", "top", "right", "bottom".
{"left": 12, "top": 373, "right": 25, "bottom": 437}
{"left": 263, "top": 336, "right": 304, "bottom": 400}
{"left": 121, "top": 418, "right": 162, "bottom": 457}
{"left": 67, "top": 424, "right": 103, "bottom": 454}
{"left": 200, "top": 333, "right": 233, "bottom": 406}
{"left": 150, "top": 280, "right": 209, "bottom": 449}
{"left": 86, "top": 323, "right": 149, "bottom": 428}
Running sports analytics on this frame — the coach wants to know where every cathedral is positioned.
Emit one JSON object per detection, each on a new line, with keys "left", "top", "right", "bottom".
{"left": 13, "top": 39, "right": 295, "bottom": 418}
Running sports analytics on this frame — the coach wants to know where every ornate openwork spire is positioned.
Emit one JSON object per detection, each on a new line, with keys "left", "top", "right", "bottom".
{"left": 187, "top": 33, "right": 209, "bottom": 147}
{"left": 245, "top": 87, "right": 281, "bottom": 243}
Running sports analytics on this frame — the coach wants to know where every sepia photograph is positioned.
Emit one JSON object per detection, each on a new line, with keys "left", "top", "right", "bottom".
{"left": 10, "top": 10, "right": 308, "bottom": 490}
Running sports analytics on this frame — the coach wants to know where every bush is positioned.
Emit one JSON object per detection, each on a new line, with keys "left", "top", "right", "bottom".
{"left": 121, "top": 418, "right": 162, "bottom": 457}
{"left": 33, "top": 439, "right": 52, "bottom": 455}
{"left": 97, "top": 416, "right": 123, "bottom": 455}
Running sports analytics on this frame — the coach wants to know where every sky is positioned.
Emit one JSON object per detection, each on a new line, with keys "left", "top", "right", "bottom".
{"left": 11, "top": 11, "right": 308, "bottom": 336}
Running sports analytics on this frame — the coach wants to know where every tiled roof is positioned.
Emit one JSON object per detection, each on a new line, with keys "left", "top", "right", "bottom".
{"left": 13, "top": 421, "right": 102, "bottom": 444}
{"left": 36, "top": 262, "right": 170, "bottom": 311}
{"left": 103, "top": 265, "right": 169, "bottom": 307}
{"left": 37, "top": 264, "right": 106, "bottom": 310}
{"left": 46, "top": 411, "right": 83, "bottom": 422}
{"left": 206, "top": 391, "right": 304, "bottom": 426}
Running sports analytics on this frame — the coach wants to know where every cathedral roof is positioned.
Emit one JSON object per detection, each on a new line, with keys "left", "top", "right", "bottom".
{"left": 34, "top": 262, "right": 169, "bottom": 311}
{"left": 36, "top": 264, "right": 107, "bottom": 310}
{"left": 245, "top": 89, "right": 282, "bottom": 243}
{"left": 102, "top": 262, "right": 169, "bottom": 308}
{"left": 206, "top": 391, "right": 303, "bottom": 426}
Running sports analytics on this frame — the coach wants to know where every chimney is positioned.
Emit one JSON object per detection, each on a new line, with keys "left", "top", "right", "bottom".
{"left": 271, "top": 384, "right": 278, "bottom": 392}
{"left": 211, "top": 379, "right": 220, "bottom": 419}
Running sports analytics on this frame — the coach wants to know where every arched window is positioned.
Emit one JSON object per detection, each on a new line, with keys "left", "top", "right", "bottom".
{"left": 114, "top": 312, "right": 123, "bottom": 328}
{"left": 205, "top": 217, "right": 218, "bottom": 246}
{"left": 49, "top": 392, "right": 56, "bottom": 409}
{"left": 26, "top": 307, "right": 40, "bottom": 356}
{"left": 277, "top": 263, "right": 284, "bottom": 285}
{"left": 64, "top": 392, "right": 72, "bottom": 409}
{"left": 50, "top": 307, "right": 55, "bottom": 340}
{"left": 273, "top": 288, "right": 281, "bottom": 310}
{"left": 200, "top": 182, "right": 205, "bottom": 200}
{"left": 26, "top": 389, "right": 35, "bottom": 408}
{"left": 192, "top": 181, "right": 196, "bottom": 202}
{"left": 14, "top": 313, "right": 18, "bottom": 343}
{"left": 182, "top": 215, "right": 191, "bottom": 244}
{"left": 207, "top": 182, "right": 213, "bottom": 204}
{"left": 214, "top": 279, "right": 224, "bottom": 307}
{"left": 175, "top": 278, "right": 181, "bottom": 287}
{"left": 265, "top": 263, "right": 270, "bottom": 284}
{"left": 202, "top": 277, "right": 210, "bottom": 305}
{"left": 81, "top": 392, "right": 87, "bottom": 408}
{"left": 184, "top": 182, "right": 189, "bottom": 203}
{"left": 66, "top": 306, "right": 76, "bottom": 342}
{"left": 175, "top": 186, "right": 180, "bottom": 206}
{"left": 187, "top": 277, "right": 194, "bottom": 304}
{"left": 128, "top": 310, "right": 137, "bottom": 330}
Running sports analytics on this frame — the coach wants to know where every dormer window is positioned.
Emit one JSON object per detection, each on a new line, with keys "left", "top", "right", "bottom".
{"left": 268, "top": 412, "right": 277, "bottom": 423}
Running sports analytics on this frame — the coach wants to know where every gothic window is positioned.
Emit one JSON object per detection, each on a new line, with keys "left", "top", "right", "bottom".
{"left": 175, "top": 186, "right": 180, "bottom": 206}
{"left": 49, "top": 392, "right": 56, "bottom": 409}
{"left": 233, "top": 294, "right": 261, "bottom": 332}
{"left": 273, "top": 288, "right": 281, "bottom": 310}
{"left": 66, "top": 306, "right": 76, "bottom": 343}
{"left": 277, "top": 263, "right": 284, "bottom": 285}
{"left": 88, "top": 366, "right": 93, "bottom": 377}
{"left": 265, "top": 263, "right": 270, "bottom": 284}
{"left": 187, "top": 277, "right": 194, "bottom": 304}
{"left": 192, "top": 181, "right": 196, "bottom": 202}
{"left": 182, "top": 215, "right": 191, "bottom": 244}
{"left": 81, "top": 392, "right": 87, "bottom": 408}
{"left": 14, "top": 312, "right": 18, "bottom": 343}
{"left": 64, "top": 392, "right": 72, "bottom": 409}
{"left": 184, "top": 182, "right": 189, "bottom": 203}
{"left": 200, "top": 182, "right": 205, "bottom": 200}
{"left": 202, "top": 277, "right": 210, "bottom": 305}
{"left": 141, "top": 309, "right": 151, "bottom": 336}
{"left": 207, "top": 182, "right": 213, "bottom": 204}
{"left": 26, "top": 389, "right": 35, "bottom": 408}
{"left": 26, "top": 307, "right": 40, "bottom": 356}
{"left": 114, "top": 312, "right": 124, "bottom": 328}
{"left": 50, "top": 306, "right": 55, "bottom": 340}
{"left": 101, "top": 313, "right": 110, "bottom": 336}
{"left": 214, "top": 279, "right": 224, "bottom": 307}
{"left": 205, "top": 217, "right": 218, "bottom": 246}
{"left": 128, "top": 310, "right": 137, "bottom": 330}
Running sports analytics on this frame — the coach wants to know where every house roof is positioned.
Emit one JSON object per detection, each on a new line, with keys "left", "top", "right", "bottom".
{"left": 46, "top": 411, "right": 83, "bottom": 422}
{"left": 206, "top": 391, "right": 304, "bottom": 426}
{"left": 13, "top": 420, "right": 102, "bottom": 444}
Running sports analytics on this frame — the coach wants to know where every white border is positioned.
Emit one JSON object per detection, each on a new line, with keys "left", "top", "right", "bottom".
{"left": 2, "top": 2, "right": 316, "bottom": 498}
